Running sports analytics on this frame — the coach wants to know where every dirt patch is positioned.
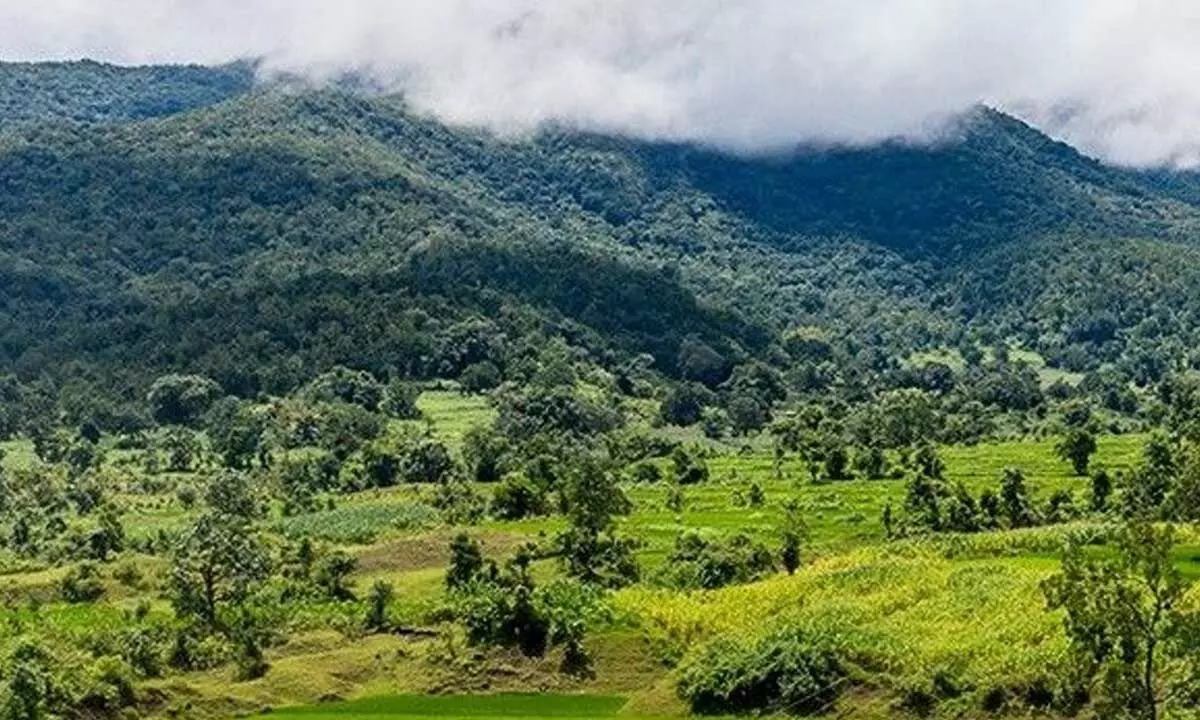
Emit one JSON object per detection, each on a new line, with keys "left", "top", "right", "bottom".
{"left": 354, "top": 529, "right": 532, "bottom": 573}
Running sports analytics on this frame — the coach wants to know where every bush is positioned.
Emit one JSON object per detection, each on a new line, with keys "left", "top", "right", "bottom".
{"left": 657, "top": 532, "right": 775, "bottom": 590}
{"left": 677, "top": 626, "right": 846, "bottom": 715}
{"left": 304, "top": 366, "right": 384, "bottom": 411}
{"left": 491, "top": 475, "right": 550, "bottom": 521}
{"left": 629, "top": 462, "right": 663, "bottom": 484}
{"left": 60, "top": 562, "right": 106, "bottom": 603}
{"left": 672, "top": 447, "right": 709, "bottom": 486}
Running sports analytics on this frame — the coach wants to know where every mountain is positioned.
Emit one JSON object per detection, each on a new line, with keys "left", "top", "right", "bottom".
{"left": 2, "top": 60, "right": 1200, "bottom": 410}
{"left": 0, "top": 59, "right": 255, "bottom": 128}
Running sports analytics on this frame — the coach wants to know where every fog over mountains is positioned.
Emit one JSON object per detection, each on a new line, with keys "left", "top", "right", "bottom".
{"left": 2, "top": 1, "right": 1199, "bottom": 166}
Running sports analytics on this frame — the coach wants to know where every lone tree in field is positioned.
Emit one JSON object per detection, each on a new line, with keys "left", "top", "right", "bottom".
{"left": 1056, "top": 428, "right": 1098, "bottom": 476}
{"left": 557, "top": 455, "right": 640, "bottom": 588}
{"left": 1042, "top": 523, "right": 1200, "bottom": 720}
{"left": 171, "top": 513, "right": 270, "bottom": 630}
{"left": 778, "top": 498, "right": 807, "bottom": 575}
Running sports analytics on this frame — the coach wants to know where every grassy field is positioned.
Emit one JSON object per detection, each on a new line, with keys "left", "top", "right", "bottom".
{"left": 268, "top": 694, "right": 630, "bottom": 720}
{"left": 415, "top": 390, "right": 497, "bottom": 450}
{"left": 2, "top": 391, "right": 1192, "bottom": 720}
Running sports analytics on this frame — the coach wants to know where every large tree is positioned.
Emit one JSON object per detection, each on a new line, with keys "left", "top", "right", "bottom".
{"left": 1043, "top": 524, "right": 1200, "bottom": 720}
{"left": 170, "top": 513, "right": 270, "bottom": 630}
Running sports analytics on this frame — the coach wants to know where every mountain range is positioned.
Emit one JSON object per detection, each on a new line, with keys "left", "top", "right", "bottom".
{"left": 2, "top": 60, "right": 1200, "bottom": 406}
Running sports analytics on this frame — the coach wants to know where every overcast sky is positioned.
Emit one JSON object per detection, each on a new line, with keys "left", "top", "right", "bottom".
{"left": 1, "top": 0, "right": 1198, "bottom": 167}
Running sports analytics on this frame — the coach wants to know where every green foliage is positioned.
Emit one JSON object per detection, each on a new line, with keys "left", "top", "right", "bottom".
{"left": 556, "top": 457, "right": 639, "bottom": 588}
{"left": 170, "top": 512, "right": 271, "bottom": 629}
{"left": 1043, "top": 524, "right": 1200, "bottom": 719}
{"left": 313, "top": 550, "right": 358, "bottom": 601}
{"left": 364, "top": 580, "right": 396, "bottom": 633}
{"left": 657, "top": 532, "right": 776, "bottom": 590}
{"left": 147, "top": 374, "right": 223, "bottom": 426}
{"left": 0, "top": 59, "right": 253, "bottom": 127}
{"left": 1057, "top": 428, "right": 1099, "bottom": 476}
{"left": 659, "top": 383, "right": 713, "bottom": 427}
{"left": 304, "top": 366, "right": 385, "bottom": 412}
{"left": 672, "top": 447, "right": 710, "bottom": 486}
{"left": 204, "top": 398, "right": 267, "bottom": 470}
{"left": 677, "top": 626, "right": 846, "bottom": 715}
{"left": 490, "top": 475, "right": 550, "bottom": 521}
{"left": 59, "top": 561, "right": 106, "bottom": 603}
{"left": 1000, "top": 467, "right": 1038, "bottom": 529}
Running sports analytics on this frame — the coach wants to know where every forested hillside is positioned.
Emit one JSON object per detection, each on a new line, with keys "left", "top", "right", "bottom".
{"left": 5, "top": 61, "right": 1200, "bottom": 720}
{"left": 2, "top": 62, "right": 1200, "bottom": 420}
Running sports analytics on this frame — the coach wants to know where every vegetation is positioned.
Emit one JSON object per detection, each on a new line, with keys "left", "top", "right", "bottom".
{"left": 3, "top": 60, "right": 1200, "bottom": 720}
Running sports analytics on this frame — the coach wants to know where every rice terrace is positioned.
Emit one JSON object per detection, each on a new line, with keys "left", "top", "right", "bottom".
{"left": 4, "top": 8, "right": 1200, "bottom": 720}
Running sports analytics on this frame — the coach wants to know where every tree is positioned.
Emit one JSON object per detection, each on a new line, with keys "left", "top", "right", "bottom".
{"left": 3, "top": 639, "right": 54, "bottom": 720}
{"left": 491, "top": 475, "right": 550, "bottom": 520}
{"left": 171, "top": 513, "right": 270, "bottom": 630}
{"left": 1043, "top": 524, "right": 1200, "bottom": 720}
{"left": 446, "top": 533, "right": 488, "bottom": 591}
{"left": 659, "top": 383, "right": 712, "bottom": 427}
{"left": 89, "top": 504, "right": 125, "bottom": 561}
{"left": 362, "top": 580, "right": 395, "bottom": 633}
{"left": 458, "top": 362, "right": 502, "bottom": 394}
{"left": 672, "top": 447, "right": 709, "bottom": 486}
{"left": 779, "top": 499, "right": 807, "bottom": 575}
{"left": 1123, "top": 435, "right": 1178, "bottom": 519}
{"left": 1057, "top": 428, "right": 1098, "bottom": 476}
{"left": 205, "top": 398, "right": 267, "bottom": 470}
{"left": 203, "top": 471, "right": 262, "bottom": 520}
{"left": 304, "top": 366, "right": 384, "bottom": 411}
{"left": 381, "top": 379, "right": 423, "bottom": 419}
{"left": 999, "top": 467, "right": 1037, "bottom": 528}
{"left": 557, "top": 457, "right": 639, "bottom": 588}
{"left": 147, "top": 374, "right": 222, "bottom": 426}
{"left": 462, "top": 427, "right": 510, "bottom": 484}
{"left": 911, "top": 443, "right": 945, "bottom": 480}
{"left": 853, "top": 445, "right": 889, "bottom": 481}
{"left": 313, "top": 550, "right": 358, "bottom": 601}
{"left": 823, "top": 442, "right": 852, "bottom": 481}
{"left": 1091, "top": 469, "right": 1114, "bottom": 513}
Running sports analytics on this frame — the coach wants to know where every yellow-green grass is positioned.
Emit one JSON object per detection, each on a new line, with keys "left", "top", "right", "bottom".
{"left": 415, "top": 391, "right": 496, "bottom": 449}
{"left": 618, "top": 546, "right": 1057, "bottom": 717}
{"left": 617, "top": 523, "right": 1200, "bottom": 716}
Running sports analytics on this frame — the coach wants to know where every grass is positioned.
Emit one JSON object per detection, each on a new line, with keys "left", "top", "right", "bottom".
{"left": 619, "top": 545, "right": 1068, "bottom": 715}
{"left": 617, "top": 434, "right": 1147, "bottom": 564}
{"left": 269, "top": 694, "right": 629, "bottom": 720}
{"left": 0, "top": 394, "right": 1185, "bottom": 720}
{"left": 416, "top": 391, "right": 497, "bottom": 450}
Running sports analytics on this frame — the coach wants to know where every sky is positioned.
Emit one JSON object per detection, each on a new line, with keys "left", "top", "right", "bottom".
{"left": 1, "top": 0, "right": 1198, "bottom": 167}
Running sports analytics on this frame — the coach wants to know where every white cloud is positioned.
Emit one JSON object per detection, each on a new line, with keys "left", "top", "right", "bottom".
{"left": 1, "top": 0, "right": 1198, "bottom": 166}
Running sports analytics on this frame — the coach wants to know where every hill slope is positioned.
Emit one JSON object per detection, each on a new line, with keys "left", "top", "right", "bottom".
{"left": 2, "top": 61, "right": 1200, "bottom": 402}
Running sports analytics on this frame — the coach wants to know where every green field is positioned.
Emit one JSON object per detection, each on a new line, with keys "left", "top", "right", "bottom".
{"left": 1, "top": 392, "right": 1194, "bottom": 720}
{"left": 269, "top": 694, "right": 629, "bottom": 720}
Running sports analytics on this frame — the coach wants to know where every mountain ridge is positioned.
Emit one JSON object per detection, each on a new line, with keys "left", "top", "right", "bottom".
{"left": 2, "top": 60, "right": 1200, "bottom": 407}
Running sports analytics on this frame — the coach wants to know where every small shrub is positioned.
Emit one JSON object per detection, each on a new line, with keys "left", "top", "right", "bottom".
{"left": 657, "top": 532, "right": 775, "bottom": 590}
{"left": 490, "top": 475, "right": 550, "bottom": 521}
{"left": 677, "top": 626, "right": 845, "bottom": 715}
{"left": 60, "top": 562, "right": 106, "bottom": 603}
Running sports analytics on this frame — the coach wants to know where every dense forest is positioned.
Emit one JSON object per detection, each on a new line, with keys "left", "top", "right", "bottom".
{"left": 2, "top": 61, "right": 1200, "bottom": 720}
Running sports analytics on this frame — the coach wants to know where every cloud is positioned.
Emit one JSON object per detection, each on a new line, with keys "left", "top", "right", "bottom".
{"left": 1, "top": 0, "right": 1198, "bottom": 166}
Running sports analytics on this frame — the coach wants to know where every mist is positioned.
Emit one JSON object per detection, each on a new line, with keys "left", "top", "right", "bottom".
{"left": 2, "top": 0, "right": 1198, "bottom": 167}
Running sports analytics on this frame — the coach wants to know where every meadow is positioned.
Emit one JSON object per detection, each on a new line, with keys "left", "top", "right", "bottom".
{"left": 1, "top": 394, "right": 1193, "bottom": 720}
